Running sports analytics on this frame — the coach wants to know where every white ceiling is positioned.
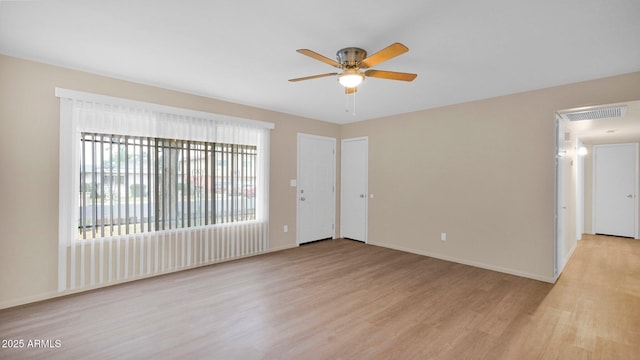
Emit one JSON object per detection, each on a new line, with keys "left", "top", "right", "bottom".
{"left": 1, "top": 0, "right": 639, "bottom": 124}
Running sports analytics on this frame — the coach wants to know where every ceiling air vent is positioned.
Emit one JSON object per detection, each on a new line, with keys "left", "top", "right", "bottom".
{"left": 558, "top": 104, "right": 627, "bottom": 122}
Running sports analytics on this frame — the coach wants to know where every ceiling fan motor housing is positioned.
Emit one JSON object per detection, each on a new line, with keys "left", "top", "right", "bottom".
{"left": 337, "top": 47, "right": 367, "bottom": 69}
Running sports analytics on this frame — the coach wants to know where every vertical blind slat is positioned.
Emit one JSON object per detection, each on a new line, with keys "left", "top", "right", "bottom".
{"left": 124, "top": 136, "right": 130, "bottom": 235}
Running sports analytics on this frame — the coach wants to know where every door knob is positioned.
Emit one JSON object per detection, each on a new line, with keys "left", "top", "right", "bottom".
{"left": 360, "top": 194, "right": 366, "bottom": 198}
{"left": 300, "top": 197, "right": 306, "bottom": 201}
{"left": 628, "top": 194, "right": 634, "bottom": 198}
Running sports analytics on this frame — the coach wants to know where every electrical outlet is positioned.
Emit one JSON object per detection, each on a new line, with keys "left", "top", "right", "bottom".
{"left": 284, "top": 225, "right": 288, "bottom": 233}
{"left": 441, "top": 232, "right": 447, "bottom": 241}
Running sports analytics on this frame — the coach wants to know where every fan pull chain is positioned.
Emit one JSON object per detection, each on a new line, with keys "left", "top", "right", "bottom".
{"left": 352, "top": 91, "right": 356, "bottom": 116}
{"left": 344, "top": 91, "right": 357, "bottom": 116}
{"left": 345, "top": 92, "right": 349, "bottom": 113}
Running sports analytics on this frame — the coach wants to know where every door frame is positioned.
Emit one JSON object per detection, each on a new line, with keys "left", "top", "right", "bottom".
{"left": 592, "top": 143, "right": 639, "bottom": 239}
{"left": 296, "top": 133, "right": 337, "bottom": 245}
{"left": 340, "top": 136, "right": 369, "bottom": 243}
{"left": 575, "top": 138, "right": 585, "bottom": 241}
{"left": 554, "top": 115, "right": 565, "bottom": 279}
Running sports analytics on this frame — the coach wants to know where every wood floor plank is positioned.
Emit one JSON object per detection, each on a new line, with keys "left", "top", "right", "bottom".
{"left": 1, "top": 235, "right": 639, "bottom": 359}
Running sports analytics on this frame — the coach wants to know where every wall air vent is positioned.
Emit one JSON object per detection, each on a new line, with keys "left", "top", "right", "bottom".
{"left": 558, "top": 104, "right": 627, "bottom": 122}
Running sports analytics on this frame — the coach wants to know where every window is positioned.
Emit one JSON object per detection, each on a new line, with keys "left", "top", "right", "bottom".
{"left": 56, "top": 88, "right": 273, "bottom": 292}
{"left": 78, "top": 133, "right": 258, "bottom": 240}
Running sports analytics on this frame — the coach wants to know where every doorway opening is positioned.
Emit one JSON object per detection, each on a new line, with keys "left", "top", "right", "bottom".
{"left": 554, "top": 100, "right": 640, "bottom": 280}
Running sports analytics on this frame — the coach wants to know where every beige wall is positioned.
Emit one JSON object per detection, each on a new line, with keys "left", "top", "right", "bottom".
{"left": 2, "top": 53, "right": 639, "bottom": 308}
{"left": 341, "top": 71, "right": 640, "bottom": 281}
{"left": 0, "top": 55, "right": 340, "bottom": 308}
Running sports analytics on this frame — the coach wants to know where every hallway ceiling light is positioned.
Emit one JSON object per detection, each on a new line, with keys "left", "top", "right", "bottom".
{"left": 578, "top": 146, "right": 588, "bottom": 156}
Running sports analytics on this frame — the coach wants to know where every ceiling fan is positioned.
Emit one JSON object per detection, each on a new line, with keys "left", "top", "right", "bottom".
{"left": 288, "top": 42, "right": 417, "bottom": 94}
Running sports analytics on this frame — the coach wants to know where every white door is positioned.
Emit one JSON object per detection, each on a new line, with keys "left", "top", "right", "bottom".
{"left": 341, "top": 137, "right": 368, "bottom": 242}
{"left": 297, "top": 134, "right": 336, "bottom": 244}
{"left": 594, "top": 143, "right": 638, "bottom": 238}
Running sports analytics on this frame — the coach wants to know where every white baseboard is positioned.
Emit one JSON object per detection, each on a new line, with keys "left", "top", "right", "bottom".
{"left": 267, "top": 243, "right": 298, "bottom": 252}
{"left": 0, "top": 243, "right": 299, "bottom": 310}
{"left": 0, "top": 291, "right": 63, "bottom": 311}
{"left": 369, "top": 241, "right": 556, "bottom": 283}
{"left": 553, "top": 242, "right": 578, "bottom": 282}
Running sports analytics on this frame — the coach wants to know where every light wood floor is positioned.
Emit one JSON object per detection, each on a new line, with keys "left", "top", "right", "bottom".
{"left": 1, "top": 235, "right": 639, "bottom": 359}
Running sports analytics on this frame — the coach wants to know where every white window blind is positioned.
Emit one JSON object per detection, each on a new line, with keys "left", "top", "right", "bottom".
{"left": 56, "top": 88, "right": 273, "bottom": 292}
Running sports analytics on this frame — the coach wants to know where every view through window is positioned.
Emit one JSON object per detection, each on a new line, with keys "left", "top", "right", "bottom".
{"left": 78, "top": 133, "right": 257, "bottom": 240}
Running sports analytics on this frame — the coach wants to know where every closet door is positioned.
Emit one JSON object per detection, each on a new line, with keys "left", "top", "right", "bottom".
{"left": 341, "top": 137, "right": 368, "bottom": 242}
{"left": 594, "top": 143, "right": 638, "bottom": 238}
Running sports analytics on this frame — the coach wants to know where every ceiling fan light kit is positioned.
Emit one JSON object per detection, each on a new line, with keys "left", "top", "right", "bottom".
{"left": 338, "top": 69, "right": 364, "bottom": 88}
{"left": 289, "top": 42, "right": 417, "bottom": 95}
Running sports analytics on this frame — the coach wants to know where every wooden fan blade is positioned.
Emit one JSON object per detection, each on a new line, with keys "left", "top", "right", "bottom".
{"left": 296, "top": 49, "right": 341, "bottom": 68}
{"left": 360, "top": 43, "right": 409, "bottom": 69}
{"left": 364, "top": 70, "right": 417, "bottom": 82}
{"left": 345, "top": 87, "right": 357, "bottom": 94}
{"left": 289, "top": 73, "right": 338, "bottom": 82}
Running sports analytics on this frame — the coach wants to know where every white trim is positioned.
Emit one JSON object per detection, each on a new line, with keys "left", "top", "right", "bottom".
{"left": 592, "top": 148, "right": 596, "bottom": 237}
{"left": 370, "top": 241, "right": 556, "bottom": 283}
{"left": 637, "top": 143, "right": 639, "bottom": 240}
{"left": 558, "top": 241, "right": 578, "bottom": 277}
{"left": 575, "top": 138, "right": 585, "bottom": 240}
{"left": 553, "top": 114, "right": 563, "bottom": 279}
{"left": 296, "top": 135, "right": 300, "bottom": 246}
{"left": 54, "top": 87, "right": 275, "bottom": 130}
{"left": 553, "top": 240, "right": 578, "bottom": 281}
